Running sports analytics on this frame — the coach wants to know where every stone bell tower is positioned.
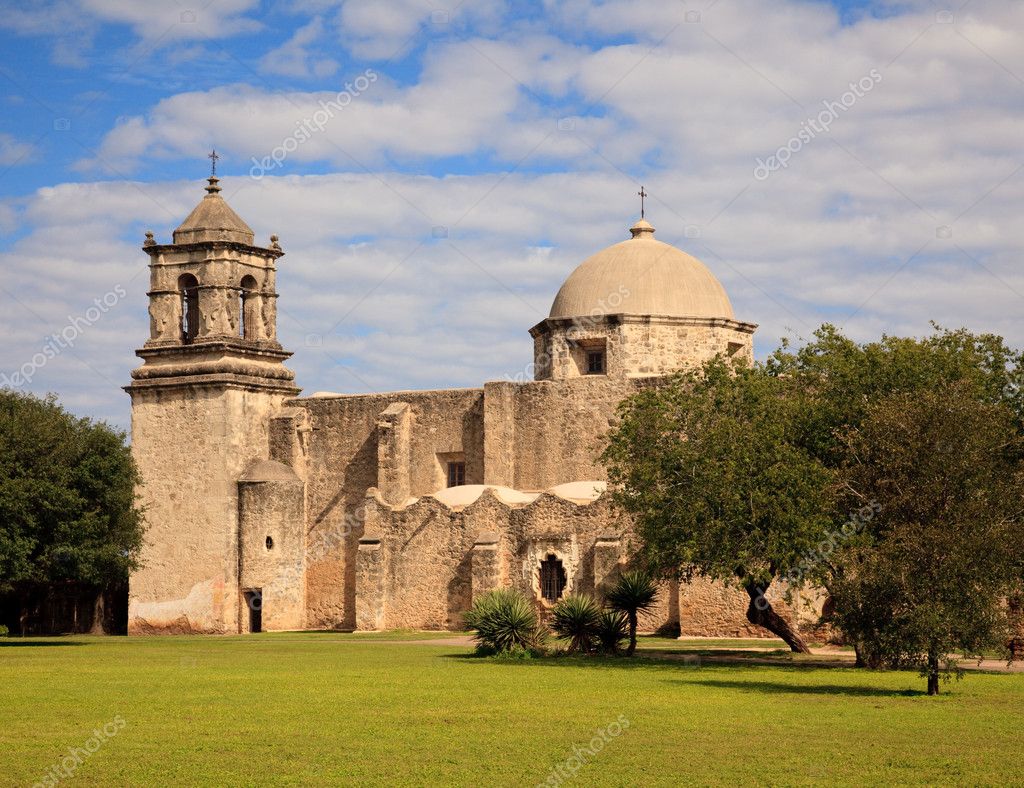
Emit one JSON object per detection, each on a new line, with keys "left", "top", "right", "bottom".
{"left": 126, "top": 169, "right": 300, "bottom": 634}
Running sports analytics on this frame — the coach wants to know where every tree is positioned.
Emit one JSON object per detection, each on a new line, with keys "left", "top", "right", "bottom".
{"left": 0, "top": 389, "right": 144, "bottom": 631}
{"left": 768, "top": 325, "right": 1024, "bottom": 672}
{"left": 605, "top": 570, "right": 659, "bottom": 656}
{"left": 604, "top": 359, "right": 835, "bottom": 655}
{"left": 829, "top": 385, "right": 1024, "bottom": 694}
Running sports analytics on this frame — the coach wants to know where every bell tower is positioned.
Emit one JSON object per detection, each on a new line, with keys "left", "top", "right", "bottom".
{"left": 126, "top": 169, "right": 301, "bottom": 634}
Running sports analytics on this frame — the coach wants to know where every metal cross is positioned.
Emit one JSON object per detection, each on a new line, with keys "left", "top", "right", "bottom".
{"left": 208, "top": 149, "right": 219, "bottom": 176}
{"left": 638, "top": 185, "right": 647, "bottom": 218}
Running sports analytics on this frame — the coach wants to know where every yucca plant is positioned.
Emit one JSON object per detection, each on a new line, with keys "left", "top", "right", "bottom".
{"left": 595, "top": 609, "right": 629, "bottom": 655}
{"left": 606, "top": 570, "right": 659, "bottom": 656}
{"left": 464, "top": 588, "right": 543, "bottom": 655}
{"left": 550, "top": 594, "right": 602, "bottom": 653}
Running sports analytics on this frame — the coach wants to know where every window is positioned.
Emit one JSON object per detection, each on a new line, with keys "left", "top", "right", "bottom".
{"left": 447, "top": 461, "right": 466, "bottom": 488}
{"left": 178, "top": 274, "right": 200, "bottom": 342}
{"left": 239, "top": 275, "right": 258, "bottom": 339}
{"left": 539, "top": 555, "right": 566, "bottom": 602}
{"left": 586, "top": 349, "right": 605, "bottom": 375}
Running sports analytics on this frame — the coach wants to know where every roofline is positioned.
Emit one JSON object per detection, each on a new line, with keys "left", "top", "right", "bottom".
{"left": 529, "top": 313, "right": 758, "bottom": 337}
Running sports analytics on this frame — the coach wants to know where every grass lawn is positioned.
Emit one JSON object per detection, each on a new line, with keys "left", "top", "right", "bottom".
{"left": 2, "top": 633, "right": 1022, "bottom": 786}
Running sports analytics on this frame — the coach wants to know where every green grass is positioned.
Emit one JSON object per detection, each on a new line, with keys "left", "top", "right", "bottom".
{"left": 2, "top": 634, "right": 1022, "bottom": 786}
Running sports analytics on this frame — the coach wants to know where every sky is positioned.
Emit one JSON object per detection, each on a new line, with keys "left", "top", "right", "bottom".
{"left": 0, "top": 0, "right": 1021, "bottom": 430}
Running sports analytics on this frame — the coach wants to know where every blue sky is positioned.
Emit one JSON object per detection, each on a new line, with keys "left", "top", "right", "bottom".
{"left": 1, "top": 0, "right": 1022, "bottom": 429}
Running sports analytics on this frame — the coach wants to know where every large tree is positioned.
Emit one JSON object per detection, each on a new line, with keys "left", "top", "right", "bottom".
{"left": 0, "top": 389, "right": 144, "bottom": 630}
{"left": 603, "top": 359, "right": 835, "bottom": 653}
{"left": 829, "top": 385, "right": 1024, "bottom": 694}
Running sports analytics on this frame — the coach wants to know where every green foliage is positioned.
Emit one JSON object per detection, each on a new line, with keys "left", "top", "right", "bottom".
{"left": 463, "top": 589, "right": 543, "bottom": 655}
{"left": 768, "top": 323, "right": 1024, "bottom": 468}
{"left": 550, "top": 593, "right": 602, "bottom": 653}
{"left": 595, "top": 609, "right": 629, "bottom": 655}
{"left": 0, "top": 624, "right": 8, "bottom": 637}
{"left": 603, "top": 358, "right": 833, "bottom": 651}
{"left": 606, "top": 570, "right": 660, "bottom": 655}
{"left": 829, "top": 385, "right": 1024, "bottom": 693}
{"left": 0, "top": 389, "right": 145, "bottom": 595}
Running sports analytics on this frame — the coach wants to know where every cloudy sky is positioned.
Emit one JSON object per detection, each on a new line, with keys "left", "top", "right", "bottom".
{"left": 1, "top": 0, "right": 1021, "bottom": 430}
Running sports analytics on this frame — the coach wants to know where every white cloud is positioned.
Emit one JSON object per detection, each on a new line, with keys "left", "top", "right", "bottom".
{"left": 5, "top": 0, "right": 1024, "bottom": 427}
{"left": 0, "top": 0, "right": 264, "bottom": 65}
{"left": 0, "top": 134, "right": 37, "bottom": 167}
{"left": 259, "top": 16, "right": 339, "bottom": 78}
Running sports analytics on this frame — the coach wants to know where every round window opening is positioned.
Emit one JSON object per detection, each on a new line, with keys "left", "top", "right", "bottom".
{"left": 265, "top": 535, "right": 274, "bottom": 550}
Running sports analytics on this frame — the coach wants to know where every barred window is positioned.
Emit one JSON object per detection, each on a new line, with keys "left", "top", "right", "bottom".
{"left": 540, "top": 555, "right": 566, "bottom": 602}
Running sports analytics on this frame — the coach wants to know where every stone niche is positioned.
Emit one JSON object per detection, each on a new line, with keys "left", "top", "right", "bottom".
{"left": 237, "top": 459, "right": 306, "bottom": 632}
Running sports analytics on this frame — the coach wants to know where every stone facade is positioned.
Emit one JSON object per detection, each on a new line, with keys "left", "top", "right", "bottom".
{"left": 126, "top": 180, "right": 814, "bottom": 639}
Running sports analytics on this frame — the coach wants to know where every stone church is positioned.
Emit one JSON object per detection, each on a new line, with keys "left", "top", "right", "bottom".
{"left": 126, "top": 175, "right": 806, "bottom": 636}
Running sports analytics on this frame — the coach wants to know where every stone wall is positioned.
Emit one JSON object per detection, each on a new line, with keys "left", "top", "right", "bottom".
{"left": 531, "top": 314, "right": 755, "bottom": 382}
{"left": 238, "top": 461, "right": 306, "bottom": 631}
{"left": 294, "top": 388, "right": 485, "bottom": 630}
{"left": 127, "top": 385, "right": 287, "bottom": 634}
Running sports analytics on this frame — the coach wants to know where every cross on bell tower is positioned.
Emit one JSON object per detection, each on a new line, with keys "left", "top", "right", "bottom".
{"left": 208, "top": 148, "right": 220, "bottom": 177}
{"left": 638, "top": 185, "right": 647, "bottom": 219}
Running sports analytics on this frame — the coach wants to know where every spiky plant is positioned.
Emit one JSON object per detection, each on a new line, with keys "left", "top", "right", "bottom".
{"left": 550, "top": 594, "right": 602, "bottom": 654}
{"left": 606, "top": 570, "right": 659, "bottom": 656}
{"left": 464, "top": 588, "right": 543, "bottom": 654}
{"left": 595, "top": 609, "right": 629, "bottom": 655}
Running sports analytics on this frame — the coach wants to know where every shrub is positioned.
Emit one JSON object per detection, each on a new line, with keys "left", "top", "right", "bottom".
{"left": 596, "top": 609, "right": 629, "bottom": 655}
{"left": 464, "top": 589, "right": 543, "bottom": 655}
{"left": 0, "top": 624, "right": 7, "bottom": 637}
{"left": 550, "top": 594, "right": 602, "bottom": 653}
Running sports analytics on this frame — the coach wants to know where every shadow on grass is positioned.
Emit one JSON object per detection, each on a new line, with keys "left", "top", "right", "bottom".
{"left": 677, "top": 677, "right": 925, "bottom": 698}
{"left": 444, "top": 650, "right": 845, "bottom": 673}
{"left": 0, "top": 639, "right": 88, "bottom": 647}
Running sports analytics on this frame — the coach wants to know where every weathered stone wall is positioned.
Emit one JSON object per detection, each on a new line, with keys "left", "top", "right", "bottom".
{"left": 531, "top": 315, "right": 755, "bottom": 382}
{"left": 352, "top": 488, "right": 678, "bottom": 632}
{"left": 127, "top": 385, "right": 287, "bottom": 634}
{"left": 238, "top": 464, "right": 306, "bottom": 631}
{"left": 293, "top": 388, "right": 485, "bottom": 629}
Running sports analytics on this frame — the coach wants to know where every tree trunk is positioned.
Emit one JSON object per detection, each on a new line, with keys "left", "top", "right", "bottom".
{"left": 853, "top": 642, "right": 866, "bottom": 668}
{"left": 89, "top": 589, "right": 105, "bottom": 635}
{"left": 927, "top": 651, "right": 940, "bottom": 695}
{"left": 742, "top": 582, "right": 811, "bottom": 654}
{"left": 626, "top": 612, "right": 638, "bottom": 656}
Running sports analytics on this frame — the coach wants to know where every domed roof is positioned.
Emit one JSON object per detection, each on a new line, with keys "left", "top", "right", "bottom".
{"left": 238, "top": 459, "right": 299, "bottom": 482}
{"left": 173, "top": 177, "right": 255, "bottom": 245}
{"left": 548, "top": 219, "right": 734, "bottom": 320}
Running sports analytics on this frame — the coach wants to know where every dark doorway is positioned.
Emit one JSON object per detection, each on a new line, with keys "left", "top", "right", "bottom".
{"left": 244, "top": 589, "right": 262, "bottom": 633}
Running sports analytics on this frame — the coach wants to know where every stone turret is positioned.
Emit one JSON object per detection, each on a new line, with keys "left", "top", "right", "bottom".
{"left": 126, "top": 175, "right": 301, "bottom": 635}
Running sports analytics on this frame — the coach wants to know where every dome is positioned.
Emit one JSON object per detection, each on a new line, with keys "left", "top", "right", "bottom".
{"left": 238, "top": 459, "right": 299, "bottom": 482}
{"left": 173, "top": 176, "right": 255, "bottom": 245}
{"left": 548, "top": 219, "right": 734, "bottom": 320}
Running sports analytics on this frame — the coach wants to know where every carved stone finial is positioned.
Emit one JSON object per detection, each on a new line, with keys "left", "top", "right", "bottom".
{"left": 144, "top": 231, "right": 156, "bottom": 247}
{"left": 270, "top": 234, "right": 282, "bottom": 251}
